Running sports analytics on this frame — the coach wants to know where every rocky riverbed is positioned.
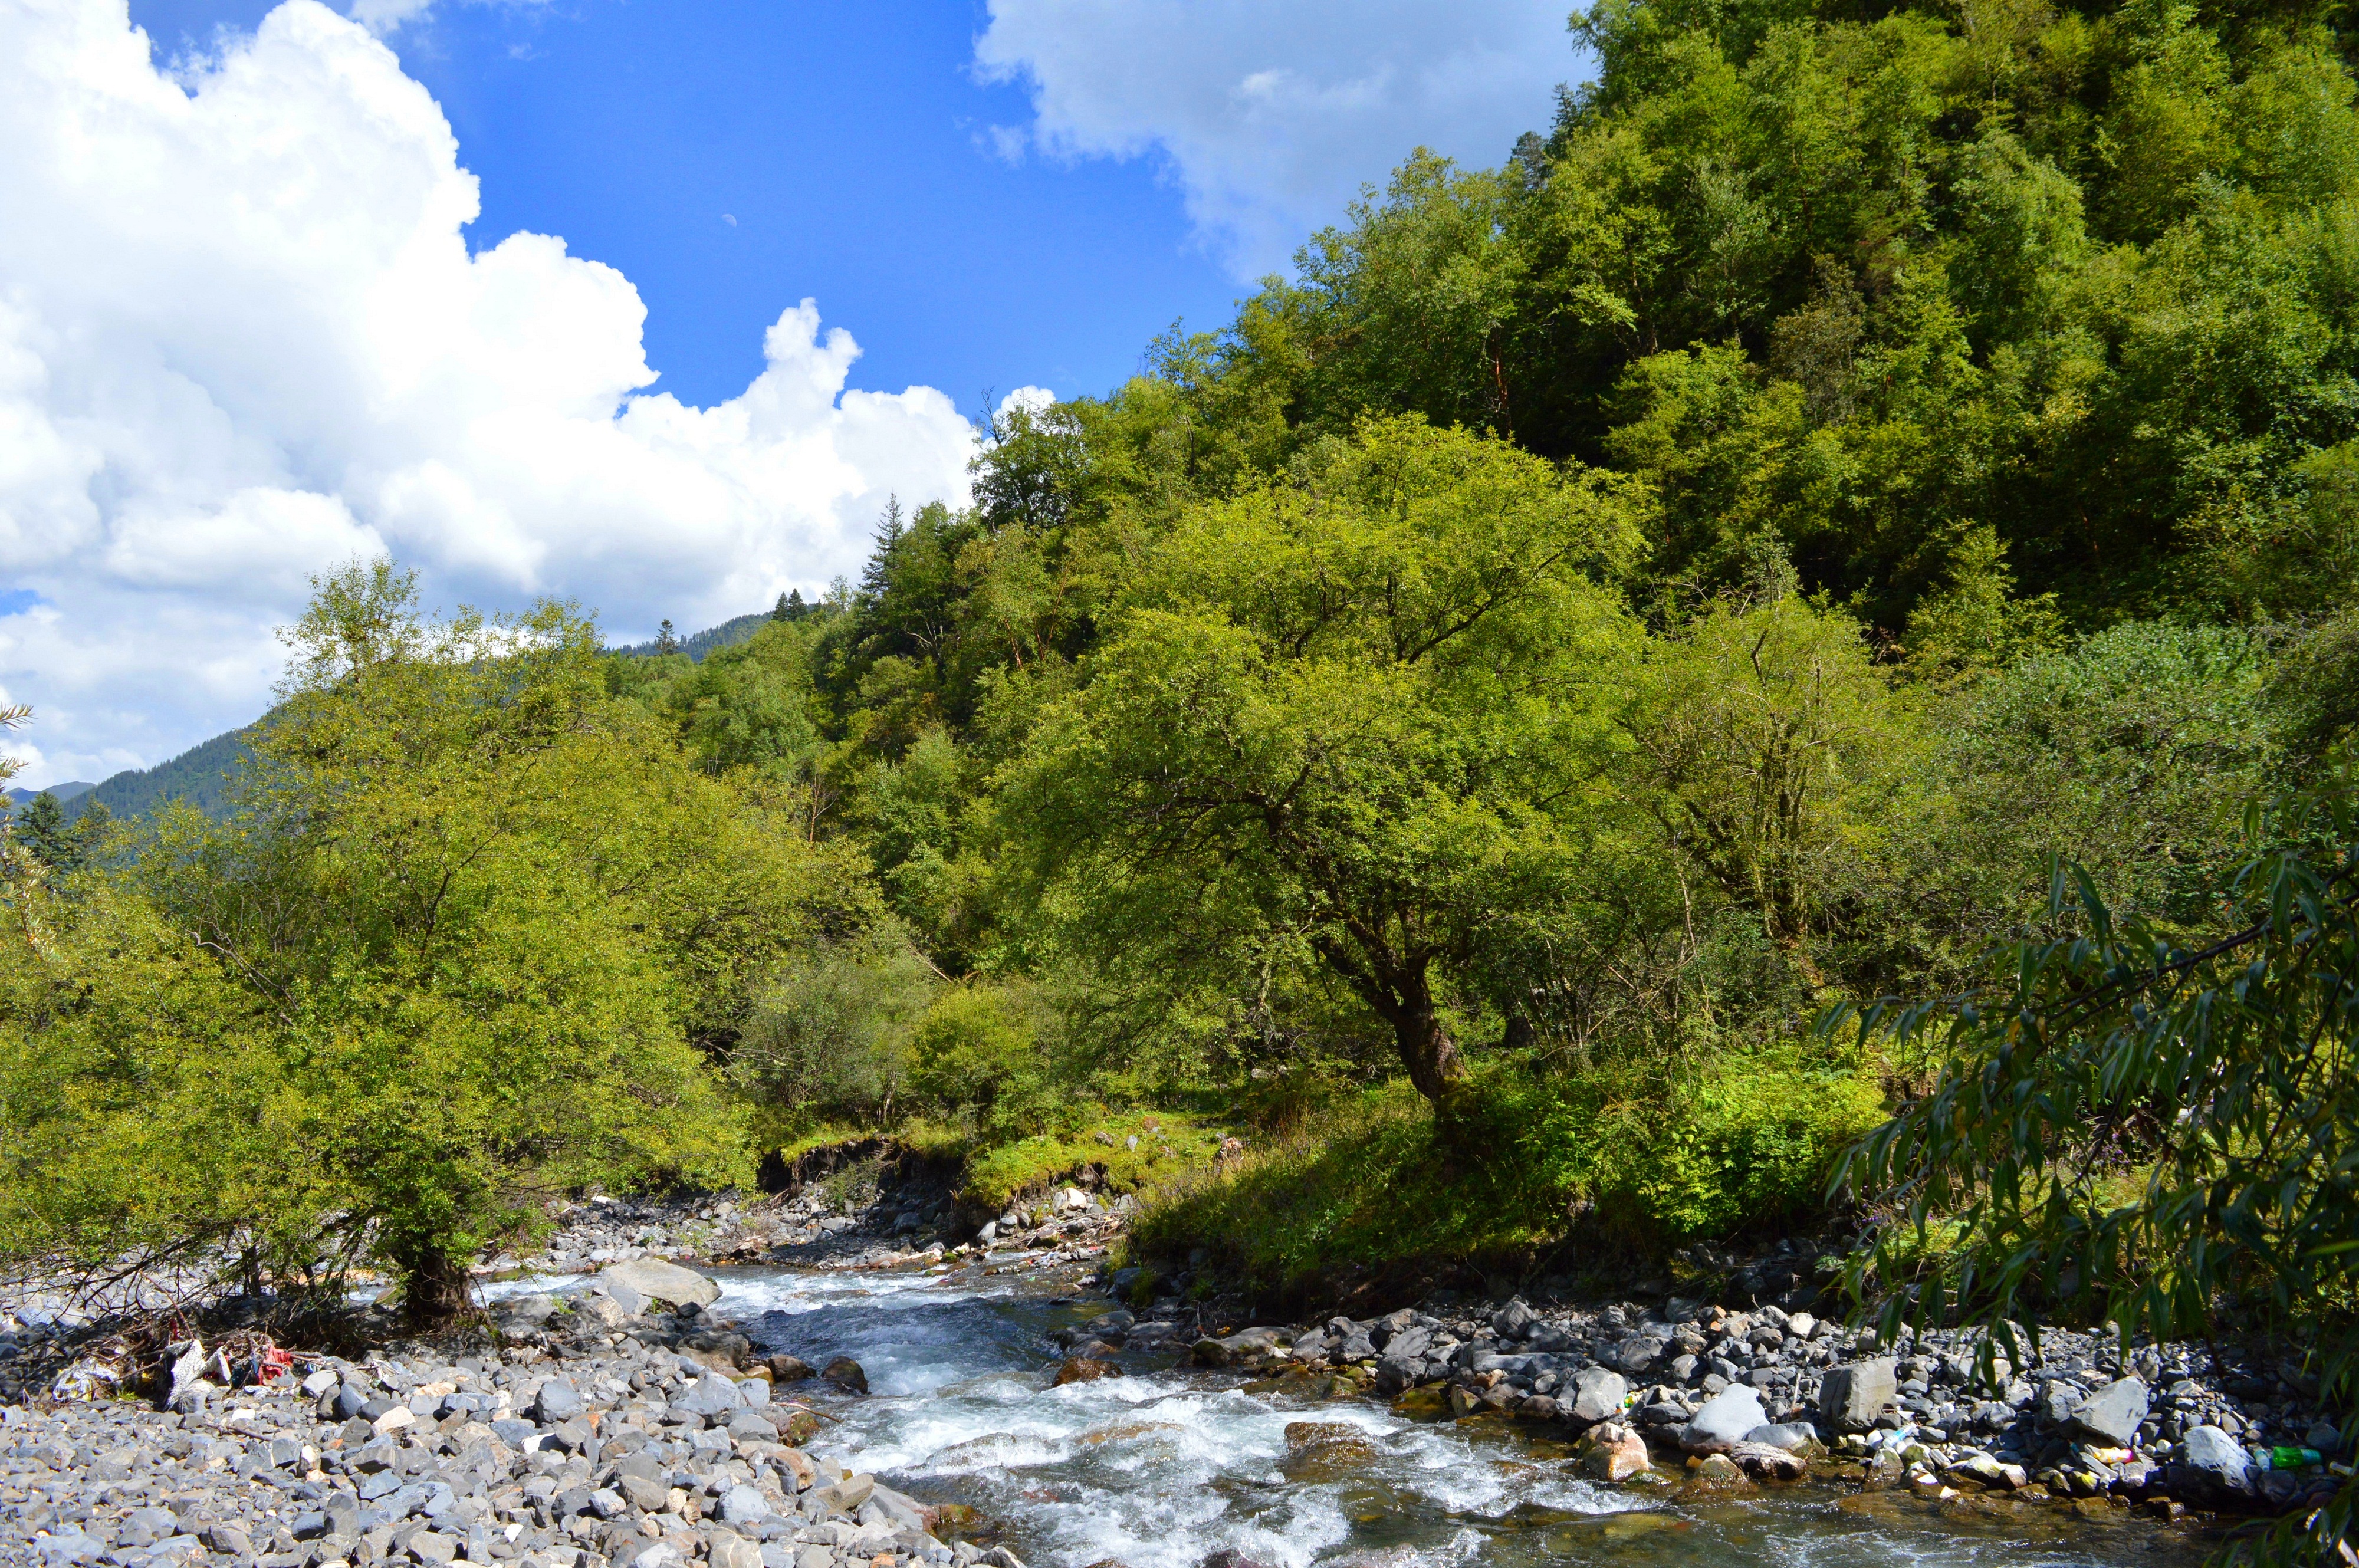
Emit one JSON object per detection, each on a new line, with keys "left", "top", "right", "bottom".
{"left": 0, "top": 1164, "right": 2348, "bottom": 1568}
{"left": 1183, "top": 1294, "right": 2350, "bottom": 1522}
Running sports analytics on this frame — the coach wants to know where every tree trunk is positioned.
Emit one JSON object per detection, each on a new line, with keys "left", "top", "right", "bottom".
{"left": 1368, "top": 968, "right": 1467, "bottom": 1104}
{"left": 399, "top": 1241, "right": 474, "bottom": 1329}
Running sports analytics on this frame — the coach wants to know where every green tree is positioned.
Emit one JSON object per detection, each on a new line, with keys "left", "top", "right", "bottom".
{"left": 10, "top": 792, "right": 73, "bottom": 870}
{"left": 0, "top": 563, "right": 838, "bottom": 1322}
{"left": 1837, "top": 793, "right": 2359, "bottom": 1564}
{"left": 1002, "top": 417, "right": 1645, "bottom": 1113}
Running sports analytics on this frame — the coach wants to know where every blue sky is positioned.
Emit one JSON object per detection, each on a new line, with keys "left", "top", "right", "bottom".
{"left": 129, "top": 0, "right": 1244, "bottom": 414}
{"left": 3, "top": 0, "right": 1580, "bottom": 785}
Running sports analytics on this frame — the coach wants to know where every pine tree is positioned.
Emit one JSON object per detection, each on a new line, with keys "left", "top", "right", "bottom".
{"left": 655, "top": 619, "right": 679, "bottom": 655}
{"left": 773, "top": 592, "right": 791, "bottom": 622}
{"left": 14, "top": 791, "right": 72, "bottom": 870}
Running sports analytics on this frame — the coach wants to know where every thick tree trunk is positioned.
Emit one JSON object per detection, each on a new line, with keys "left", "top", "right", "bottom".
{"left": 399, "top": 1242, "right": 474, "bottom": 1329}
{"left": 1368, "top": 967, "right": 1467, "bottom": 1105}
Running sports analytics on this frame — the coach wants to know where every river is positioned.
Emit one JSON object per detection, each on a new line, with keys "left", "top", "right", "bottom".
{"left": 666, "top": 1260, "right": 2218, "bottom": 1568}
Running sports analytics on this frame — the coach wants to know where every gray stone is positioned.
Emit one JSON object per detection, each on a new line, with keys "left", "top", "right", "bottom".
{"left": 1681, "top": 1384, "right": 1768, "bottom": 1451}
{"left": 2035, "top": 1379, "right": 2084, "bottom": 1426}
{"left": 1818, "top": 1359, "right": 1897, "bottom": 1434}
{"left": 30, "top": 1530, "right": 101, "bottom": 1566}
{"left": 1740, "top": 1422, "right": 1818, "bottom": 1452}
{"left": 498, "top": 1293, "right": 561, "bottom": 1326}
{"left": 2068, "top": 1377, "right": 2147, "bottom": 1446}
{"left": 600, "top": 1257, "right": 720, "bottom": 1309}
{"left": 720, "top": 1485, "right": 771, "bottom": 1527}
{"left": 794, "top": 1549, "right": 833, "bottom": 1568}
{"left": 675, "top": 1376, "right": 744, "bottom": 1416}
{"left": 617, "top": 1474, "right": 670, "bottom": 1513}
{"left": 409, "top": 1530, "right": 460, "bottom": 1565}
{"left": 2170, "top": 1425, "right": 2252, "bottom": 1505}
{"left": 1614, "top": 1336, "right": 1667, "bottom": 1375}
{"left": 534, "top": 1378, "right": 583, "bottom": 1423}
{"left": 1567, "top": 1366, "right": 1628, "bottom": 1425}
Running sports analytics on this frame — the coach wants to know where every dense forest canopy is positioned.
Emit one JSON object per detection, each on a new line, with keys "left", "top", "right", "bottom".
{"left": 2, "top": 6, "right": 2357, "bottom": 1545}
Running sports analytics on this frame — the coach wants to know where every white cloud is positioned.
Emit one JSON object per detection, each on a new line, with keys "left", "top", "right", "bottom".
{"left": 974, "top": 0, "right": 1579, "bottom": 276}
{"left": 0, "top": 0, "right": 987, "bottom": 788}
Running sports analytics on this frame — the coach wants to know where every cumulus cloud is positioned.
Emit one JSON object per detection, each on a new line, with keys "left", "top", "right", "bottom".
{"left": 974, "top": 0, "right": 1579, "bottom": 275}
{"left": 0, "top": 0, "right": 987, "bottom": 787}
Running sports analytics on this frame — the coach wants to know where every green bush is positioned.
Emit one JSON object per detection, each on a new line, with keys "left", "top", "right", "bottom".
{"left": 905, "top": 980, "right": 1068, "bottom": 1140}
{"left": 731, "top": 935, "right": 937, "bottom": 1122}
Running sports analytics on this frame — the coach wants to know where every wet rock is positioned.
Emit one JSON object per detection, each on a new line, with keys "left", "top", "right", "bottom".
{"left": 768, "top": 1353, "right": 817, "bottom": 1382}
{"left": 1691, "top": 1452, "right": 1749, "bottom": 1484}
{"left": 1576, "top": 1421, "right": 1651, "bottom": 1481}
{"left": 822, "top": 1356, "right": 869, "bottom": 1393}
{"left": 1727, "top": 1441, "right": 1808, "bottom": 1481}
{"left": 1056, "top": 1357, "right": 1119, "bottom": 1385}
{"left": 1818, "top": 1359, "right": 1897, "bottom": 1433}
{"left": 1946, "top": 1453, "right": 2027, "bottom": 1491}
{"left": 1200, "top": 1550, "right": 1279, "bottom": 1568}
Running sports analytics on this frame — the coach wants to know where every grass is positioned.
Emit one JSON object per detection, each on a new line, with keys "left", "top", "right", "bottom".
{"left": 1128, "top": 1047, "right": 1890, "bottom": 1307}
{"left": 957, "top": 1110, "right": 1227, "bottom": 1215}
{"left": 1128, "top": 1083, "right": 1565, "bottom": 1301}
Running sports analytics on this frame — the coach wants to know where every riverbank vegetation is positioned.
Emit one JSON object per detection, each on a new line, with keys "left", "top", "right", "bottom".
{"left": 1, "top": 0, "right": 2355, "bottom": 1514}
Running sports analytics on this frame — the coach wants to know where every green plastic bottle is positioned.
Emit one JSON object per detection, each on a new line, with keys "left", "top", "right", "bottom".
{"left": 2268, "top": 1447, "right": 2324, "bottom": 1470}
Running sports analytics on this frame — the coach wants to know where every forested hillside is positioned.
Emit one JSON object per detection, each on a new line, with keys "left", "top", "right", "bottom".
{"left": 1, "top": 0, "right": 2354, "bottom": 1520}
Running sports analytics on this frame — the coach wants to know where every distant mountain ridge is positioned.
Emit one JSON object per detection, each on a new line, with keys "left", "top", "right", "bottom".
{"left": 19, "top": 608, "right": 765, "bottom": 822}
{"left": 611, "top": 610, "right": 771, "bottom": 662}
{"left": 5, "top": 780, "right": 94, "bottom": 807}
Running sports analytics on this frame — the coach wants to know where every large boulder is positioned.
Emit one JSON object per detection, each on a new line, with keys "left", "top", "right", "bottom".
{"left": 600, "top": 1257, "right": 720, "bottom": 1312}
{"left": 1818, "top": 1359, "right": 1897, "bottom": 1434}
{"left": 2067, "top": 1376, "right": 2148, "bottom": 1446}
{"left": 1567, "top": 1366, "right": 1628, "bottom": 1425}
{"left": 1680, "top": 1384, "right": 1768, "bottom": 1452}
{"left": 2169, "top": 1425, "right": 2252, "bottom": 1507}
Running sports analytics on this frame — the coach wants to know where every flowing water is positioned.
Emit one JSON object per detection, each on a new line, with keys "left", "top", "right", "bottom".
{"left": 656, "top": 1262, "right": 2220, "bottom": 1568}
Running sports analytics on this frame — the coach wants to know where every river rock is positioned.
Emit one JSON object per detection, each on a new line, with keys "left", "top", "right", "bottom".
{"left": 2067, "top": 1376, "right": 2148, "bottom": 1445}
{"left": 1818, "top": 1359, "right": 1897, "bottom": 1433}
{"left": 530, "top": 1376, "right": 583, "bottom": 1423}
{"left": 1568, "top": 1365, "right": 1627, "bottom": 1425}
{"left": 2170, "top": 1425, "right": 2252, "bottom": 1505}
{"left": 1681, "top": 1384, "right": 1767, "bottom": 1452}
{"left": 601, "top": 1256, "right": 721, "bottom": 1310}
{"left": 675, "top": 1374, "right": 745, "bottom": 1416}
{"left": 1740, "top": 1422, "right": 1818, "bottom": 1452}
{"left": 768, "top": 1353, "right": 816, "bottom": 1381}
{"left": 1577, "top": 1421, "right": 1651, "bottom": 1481}
{"left": 1614, "top": 1336, "right": 1668, "bottom": 1375}
{"left": 1947, "top": 1453, "right": 2028, "bottom": 1491}
{"left": 1057, "top": 1357, "right": 1119, "bottom": 1385}
{"left": 1727, "top": 1441, "right": 1808, "bottom": 1481}
{"left": 822, "top": 1356, "right": 869, "bottom": 1393}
